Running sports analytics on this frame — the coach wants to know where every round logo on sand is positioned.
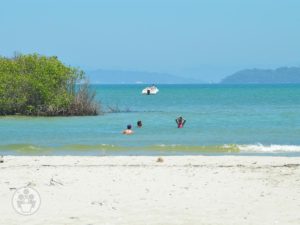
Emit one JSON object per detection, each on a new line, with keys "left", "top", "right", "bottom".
{"left": 12, "top": 187, "right": 41, "bottom": 215}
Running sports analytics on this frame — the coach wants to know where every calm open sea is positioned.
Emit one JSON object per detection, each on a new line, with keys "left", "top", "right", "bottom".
{"left": 1, "top": 84, "right": 300, "bottom": 156}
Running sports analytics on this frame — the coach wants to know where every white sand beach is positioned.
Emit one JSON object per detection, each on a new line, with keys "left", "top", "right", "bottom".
{"left": 0, "top": 156, "right": 300, "bottom": 225}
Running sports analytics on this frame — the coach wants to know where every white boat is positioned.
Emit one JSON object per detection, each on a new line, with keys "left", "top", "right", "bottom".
{"left": 142, "top": 85, "right": 159, "bottom": 95}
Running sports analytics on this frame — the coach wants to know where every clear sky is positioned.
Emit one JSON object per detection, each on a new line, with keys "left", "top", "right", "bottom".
{"left": 1, "top": 0, "right": 300, "bottom": 82}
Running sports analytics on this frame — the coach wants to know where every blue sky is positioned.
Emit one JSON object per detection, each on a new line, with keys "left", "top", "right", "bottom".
{"left": 1, "top": 0, "right": 300, "bottom": 82}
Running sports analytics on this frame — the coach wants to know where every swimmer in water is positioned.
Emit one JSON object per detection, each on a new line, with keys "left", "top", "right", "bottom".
{"left": 175, "top": 116, "right": 186, "bottom": 128}
{"left": 137, "top": 120, "right": 142, "bottom": 128}
{"left": 122, "top": 124, "right": 134, "bottom": 135}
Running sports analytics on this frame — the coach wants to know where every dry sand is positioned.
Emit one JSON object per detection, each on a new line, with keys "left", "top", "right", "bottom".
{"left": 0, "top": 156, "right": 300, "bottom": 225}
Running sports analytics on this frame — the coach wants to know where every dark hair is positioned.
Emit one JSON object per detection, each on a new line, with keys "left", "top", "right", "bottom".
{"left": 127, "top": 124, "right": 132, "bottom": 129}
{"left": 137, "top": 120, "right": 142, "bottom": 127}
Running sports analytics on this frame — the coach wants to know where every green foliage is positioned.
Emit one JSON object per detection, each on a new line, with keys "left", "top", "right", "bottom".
{"left": 0, "top": 53, "right": 99, "bottom": 116}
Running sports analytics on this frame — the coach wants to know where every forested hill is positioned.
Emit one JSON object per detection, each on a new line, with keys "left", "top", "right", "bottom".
{"left": 221, "top": 67, "right": 300, "bottom": 84}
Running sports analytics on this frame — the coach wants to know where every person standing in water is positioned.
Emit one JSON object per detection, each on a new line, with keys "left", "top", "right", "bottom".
{"left": 175, "top": 116, "right": 186, "bottom": 128}
{"left": 122, "top": 124, "right": 134, "bottom": 135}
{"left": 137, "top": 120, "right": 142, "bottom": 128}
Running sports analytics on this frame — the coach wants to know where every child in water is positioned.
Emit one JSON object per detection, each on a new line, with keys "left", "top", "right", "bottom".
{"left": 176, "top": 116, "right": 186, "bottom": 128}
{"left": 122, "top": 124, "right": 134, "bottom": 135}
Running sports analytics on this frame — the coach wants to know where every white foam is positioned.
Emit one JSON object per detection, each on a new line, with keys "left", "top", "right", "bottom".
{"left": 238, "top": 144, "right": 300, "bottom": 153}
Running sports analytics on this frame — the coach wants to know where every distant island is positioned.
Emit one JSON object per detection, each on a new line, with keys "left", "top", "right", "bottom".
{"left": 86, "top": 69, "right": 202, "bottom": 84}
{"left": 221, "top": 67, "right": 300, "bottom": 84}
{"left": 88, "top": 67, "right": 300, "bottom": 84}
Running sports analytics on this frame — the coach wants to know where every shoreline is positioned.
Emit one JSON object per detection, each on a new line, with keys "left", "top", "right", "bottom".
{"left": 0, "top": 156, "right": 300, "bottom": 225}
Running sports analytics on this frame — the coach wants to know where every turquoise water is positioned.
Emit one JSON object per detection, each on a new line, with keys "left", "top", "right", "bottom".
{"left": 1, "top": 84, "right": 300, "bottom": 156}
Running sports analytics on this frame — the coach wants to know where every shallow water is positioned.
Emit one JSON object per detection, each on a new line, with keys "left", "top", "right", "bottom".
{"left": 1, "top": 84, "right": 300, "bottom": 156}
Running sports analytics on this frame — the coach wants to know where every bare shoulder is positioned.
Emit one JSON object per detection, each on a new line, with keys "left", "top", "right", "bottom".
{"left": 123, "top": 129, "right": 134, "bottom": 135}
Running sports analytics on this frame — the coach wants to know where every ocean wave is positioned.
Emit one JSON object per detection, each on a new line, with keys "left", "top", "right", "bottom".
{"left": 237, "top": 144, "right": 300, "bottom": 153}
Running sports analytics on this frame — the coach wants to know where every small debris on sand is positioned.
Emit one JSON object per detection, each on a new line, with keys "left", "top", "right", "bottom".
{"left": 50, "top": 177, "right": 63, "bottom": 186}
{"left": 91, "top": 201, "right": 103, "bottom": 206}
{"left": 156, "top": 157, "right": 164, "bottom": 163}
{"left": 26, "top": 182, "right": 36, "bottom": 187}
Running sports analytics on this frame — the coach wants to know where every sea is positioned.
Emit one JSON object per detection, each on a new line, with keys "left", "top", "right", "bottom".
{"left": 1, "top": 84, "right": 300, "bottom": 156}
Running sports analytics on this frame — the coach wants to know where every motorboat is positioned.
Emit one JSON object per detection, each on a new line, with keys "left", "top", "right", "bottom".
{"left": 142, "top": 85, "right": 159, "bottom": 95}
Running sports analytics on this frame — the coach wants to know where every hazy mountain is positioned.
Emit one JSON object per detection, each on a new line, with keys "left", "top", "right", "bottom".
{"left": 221, "top": 67, "right": 300, "bottom": 84}
{"left": 86, "top": 69, "right": 202, "bottom": 84}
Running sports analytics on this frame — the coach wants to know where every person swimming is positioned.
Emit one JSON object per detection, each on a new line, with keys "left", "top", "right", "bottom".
{"left": 137, "top": 120, "right": 142, "bottom": 128}
{"left": 122, "top": 124, "right": 134, "bottom": 135}
{"left": 175, "top": 116, "right": 186, "bottom": 128}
